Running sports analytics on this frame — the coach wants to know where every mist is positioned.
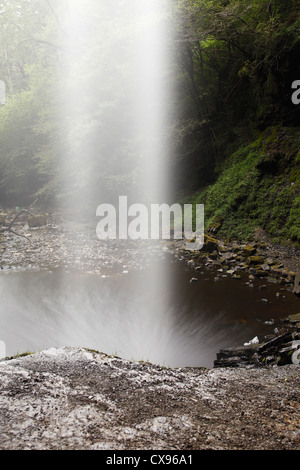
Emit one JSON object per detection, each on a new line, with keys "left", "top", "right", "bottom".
{"left": 57, "top": 0, "right": 174, "bottom": 213}
{"left": 0, "top": 1, "right": 298, "bottom": 371}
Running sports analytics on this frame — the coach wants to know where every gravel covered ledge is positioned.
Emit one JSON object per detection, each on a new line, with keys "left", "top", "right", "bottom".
{"left": 0, "top": 347, "right": 299, "bottom": 450}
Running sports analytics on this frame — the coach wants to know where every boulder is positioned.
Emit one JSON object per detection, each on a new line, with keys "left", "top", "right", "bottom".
{"left": 255, "top": 269, "right": 269, "bottom": 277}
{"left": 215, "top": 344, "right": 261, "bottom": 367}
{"left": 286, "top": 313, "right": 300, "bottom": 324}
{"left": 214, "top": 331, "right": 299, "bottom": 368}
{"left": 243, "top": 245, "right": 257, "bottom": 257}
{"left": 0, "top": 347, "right": 300, "bottom": 450}
{"left": 248, "top": 256, "right": 265, "bottom": 265}
{"left": 202, "top": 234, "right": 219, "bottom": 253}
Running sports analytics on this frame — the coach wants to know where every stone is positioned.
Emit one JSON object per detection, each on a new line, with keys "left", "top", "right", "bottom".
{"left": 258, "top": 332, "right": 292, "bottom": 353}
{"left": 243, "top": 245, "right": 257, "bottom": 257}
{"left": 256, "top": 270, "right": 269, "bottom": 277}
{"left": 287, "top": 313, "right": 300, "bottom": 324}
{"left": 216, "top": 344, "right": 261, "bottom": 362}
{"left": 248, "top": 256, "right": 265, "bottom": 265}
{"left": 227, "top": 269, "right": 235, "bottom": 275}
{"left": 214, "top": 331, "right": 297, "bottom": 369}
{"left": 202, "top": 234, "right": 219, "bottom": 253}
{"left": 1, "top": 347, "right": 300, "bottom": 450}
{"left": 257, "top": 242, "right": 267, "bottom": 249}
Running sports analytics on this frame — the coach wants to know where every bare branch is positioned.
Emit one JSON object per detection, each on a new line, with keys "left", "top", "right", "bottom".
{"left": 6, "top": 228, "right": 31, "bottom": 242}
{"left": 0, "top": 199, "right": 39, "bottom": 242}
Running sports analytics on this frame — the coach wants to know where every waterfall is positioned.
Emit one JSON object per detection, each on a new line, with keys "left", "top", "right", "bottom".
{"left": 59, "top": 0, "right": 173, "bottom": 211}
{"left": 57, "top": 0, "right": 176, "bottom": 364}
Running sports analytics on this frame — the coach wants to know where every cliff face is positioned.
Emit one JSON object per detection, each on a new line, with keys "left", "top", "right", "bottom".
{"left": 0, "top": 347, "right": 299, "bottom": 450}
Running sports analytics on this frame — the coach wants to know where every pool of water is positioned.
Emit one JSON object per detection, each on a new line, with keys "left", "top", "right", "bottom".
{"left": 0, "top": 257, "right": 299, "bottom": 368}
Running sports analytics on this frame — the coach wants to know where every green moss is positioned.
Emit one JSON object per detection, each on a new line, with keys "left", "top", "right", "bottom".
{"left": 181, "top": 126, "right": 300, "bottom": 245}
{"left": 9, "top": 351, "right": 35, "bottom": 360}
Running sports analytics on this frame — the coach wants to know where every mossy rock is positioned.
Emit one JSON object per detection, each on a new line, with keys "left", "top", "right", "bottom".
{"left": 202, "top": 234, "right": 219, "bottom": 253}
{"left": 243, "top": 245, "right": 257, "bottom": 257}
{"left": 248, "top": 256, "right": 265, "bottom": 265}
{"left": 255, "top": 269, "right": 269, "bottom": 277}
{"left": 207, "top": 217, "right": 223, "bottom": 235}
{"left": 288, "top": 313, "right": 300, "bottom": 323}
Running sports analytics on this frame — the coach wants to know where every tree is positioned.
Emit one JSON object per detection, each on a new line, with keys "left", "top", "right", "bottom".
{"left": 171, "top": 0, "right": 300, "bottom": 191}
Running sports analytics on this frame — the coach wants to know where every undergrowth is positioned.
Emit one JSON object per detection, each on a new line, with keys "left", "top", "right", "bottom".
{"left": 182, "top": 126, "right": 300, "bottom": 246}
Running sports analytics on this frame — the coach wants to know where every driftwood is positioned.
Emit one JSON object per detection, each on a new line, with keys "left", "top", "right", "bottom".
{"left": 0, "top": 199, "right": 38, "bottom": 242}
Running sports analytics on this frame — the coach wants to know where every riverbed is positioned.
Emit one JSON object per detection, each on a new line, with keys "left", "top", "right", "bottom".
{"left": 0, "top": 219, "right": 299, "bottom": 368}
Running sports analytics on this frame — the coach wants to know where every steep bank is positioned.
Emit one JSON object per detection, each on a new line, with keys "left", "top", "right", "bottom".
{"left": 0, "top": 347, "right": 299, "bottom": 450}
{"left": 182, "top": 126, "right": 300, "bottom": 247}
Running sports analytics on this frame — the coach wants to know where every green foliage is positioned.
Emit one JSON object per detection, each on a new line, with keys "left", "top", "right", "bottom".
{"left": 0, "top": 62, "right": 59, "bottom": 204}
{"left": 172, "top": 0, "right": 300, "bottom": 188}
{"left": 0, "top": 0, "right": 298, "bottom": 247}
{"left": 0, "top": 0, "right": 173, "bottom": 208}
{"left": 184, "top": 126, "right": 300, "bottom": 245}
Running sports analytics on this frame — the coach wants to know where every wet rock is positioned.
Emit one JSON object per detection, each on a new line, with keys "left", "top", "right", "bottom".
{"left": 248, "top": 256, "right": 265, "bottom": 265}
{"left": 258, "top": 332, "right": 292, "bottom": 353}
{"left": 214, "top": 329, "right": 300, "bottom": 369}
{"left": 255, "top": 269, "right": 269, "bottom": 277}
{"left": 257, "top": 242, "right": 267, "bottom": 249}
{"left": 0, "top": 347, "right": 299, "bottom": 450}
{"left": 226, "top": 269, "right": 235, "bottom": 275}
{"left": 202, "top": 234, "right": 219, "bottom": 253}
{"left": 285, "top": 313, "right": 300, "bottom": 324}
{"left": 214, "top": 344, "right": 261, "bottom": 368}
{"left": 243, "top": 245, "right": 257, "bottom": 257}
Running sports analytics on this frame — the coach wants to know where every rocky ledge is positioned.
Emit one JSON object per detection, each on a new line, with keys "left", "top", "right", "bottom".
{"left": 0, "top": 347, "right": 299, "bottom": 450}
{"left": 176, "top": 234, "right": 300, "bottom": 296}
{"left": 215, "top": 313, "right": 300, "bottom": 368}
